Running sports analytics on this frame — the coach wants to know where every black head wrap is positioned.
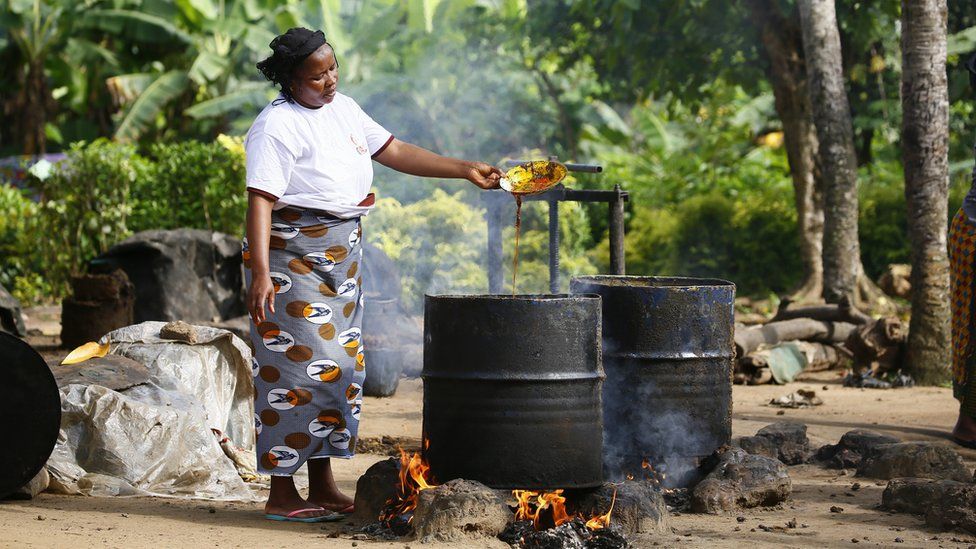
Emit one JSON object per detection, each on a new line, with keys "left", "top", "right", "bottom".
{"left": 256, "top": 27, "right": 330, "bottom": 105}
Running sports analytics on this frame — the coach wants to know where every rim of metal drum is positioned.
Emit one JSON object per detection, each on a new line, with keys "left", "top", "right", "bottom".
{"left": 570, "top": 275, "right": 736, "bottom": 289}
{"left": 423, "top": 293, "right": 604, "bottom": 381}
{"left": 570, "top": 275, "right": 735, "bottom": 362}
{"left": 424, "top": 293, "right": 599, "bottom": 300}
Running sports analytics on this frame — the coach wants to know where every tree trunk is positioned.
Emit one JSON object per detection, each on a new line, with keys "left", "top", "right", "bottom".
{"left": 798, "top": 0, "right": 862, "bottom": 305}
{"left": 745, "top": 0, "right": 824, "bottom": 302}
{"left": 900, "top": 0, "right": 951, "bottom": 384}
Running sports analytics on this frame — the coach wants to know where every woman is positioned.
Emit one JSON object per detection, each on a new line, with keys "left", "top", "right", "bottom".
{"left": 951, "top": 56, "right": 976, "bottom": 449}
{"left": 244, "top": 27, "right": 502, "bottom": 522}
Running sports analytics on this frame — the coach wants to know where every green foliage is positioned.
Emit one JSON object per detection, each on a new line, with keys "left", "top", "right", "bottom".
{"left": 1, "top": 137, "right": 247, "bottom": 303}
{"left": 35, "top": 139, "right": 147, "bottom": 296}
{"left": 132, "top": 139, "right": 247, "bottom": 235}
{"left": 366, "top": 190, "right": 488, "bottom": 313}
{"left": 366, "top": 190, "right": 598, "bottom": 312}
{"left": 0, "top": 184, "right": 51, "bottom": 303}
{"left": 614, "top": 192, "right": 802, "bottom": 296}
{"left": 858, "top": 160, "right": 972, "bottom": 280}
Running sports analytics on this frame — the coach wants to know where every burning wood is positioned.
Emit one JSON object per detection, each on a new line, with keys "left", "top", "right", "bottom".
{"left": 512, "top": 488, "right": 616, "bottom": 531}
{"left": 378, "top": 444, "right": 437, "bottom": 530}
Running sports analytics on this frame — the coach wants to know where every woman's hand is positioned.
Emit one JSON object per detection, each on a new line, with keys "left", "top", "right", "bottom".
{"left": 464, "top": 161, "right": 504, "bottom": 190}
{"left": 248, "top": 274, "right": 276, "bottom": 324}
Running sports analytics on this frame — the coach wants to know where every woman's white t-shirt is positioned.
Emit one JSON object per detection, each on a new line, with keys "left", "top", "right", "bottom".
{"left": 244, "top": 92, "right": 393, "bottom": 219}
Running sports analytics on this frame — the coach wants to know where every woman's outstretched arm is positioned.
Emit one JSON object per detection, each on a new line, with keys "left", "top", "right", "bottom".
{"left": 372, "top": 138, "right": 502, "bottom": 189}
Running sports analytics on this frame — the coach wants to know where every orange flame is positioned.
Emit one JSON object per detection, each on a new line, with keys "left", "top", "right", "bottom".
{"left": 585, "top": 488, "right": 616, "bottom": 530}
{"left": 379, "top": 445, "right": 437, "bottom": 524}
{"left": 512, "top": 488, "right": 615, "bottom": 531}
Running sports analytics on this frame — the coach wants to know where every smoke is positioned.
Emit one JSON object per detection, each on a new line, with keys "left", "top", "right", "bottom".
{"left": 600, "top": 338, "right": 730, "bottom": 488}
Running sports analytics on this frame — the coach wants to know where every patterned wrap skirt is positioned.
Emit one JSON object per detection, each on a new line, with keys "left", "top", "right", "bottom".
{"left": 950, "top": 208, "right": 976, "bottom": 417}
{"left": 242, "top": 207, "right": 365, "bottom": 475}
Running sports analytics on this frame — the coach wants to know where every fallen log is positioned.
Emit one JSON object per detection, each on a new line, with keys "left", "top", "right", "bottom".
{"left": 846, "top": 317, "right": 906, "bottom": 374}
{"left": 771, "top": 297, "right": 872, "bottom": 325}
{"left": 734, "top": 318, "right": 856, "bottom": 358}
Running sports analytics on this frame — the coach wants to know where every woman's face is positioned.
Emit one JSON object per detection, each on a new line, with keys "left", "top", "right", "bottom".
{"left": 291, "top": 44, "right": 339, "bottom": 108}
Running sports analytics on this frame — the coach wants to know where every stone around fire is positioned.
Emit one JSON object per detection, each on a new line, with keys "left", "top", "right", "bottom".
{"left": 857, "top": 442, "right": 970, "bottom": 481}
{"left": 882, "top": 478, "right": 976, "bottom": 534}
{"left": 412, "top": 479, "right": 511, "bottom": 543}
{"left": 690, "top": 448, "right": 791, "bottom": 514}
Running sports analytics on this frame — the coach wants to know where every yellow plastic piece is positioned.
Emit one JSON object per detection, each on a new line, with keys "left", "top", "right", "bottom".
{"left": 61, "top": 341, "right": 111, "bottom": 365}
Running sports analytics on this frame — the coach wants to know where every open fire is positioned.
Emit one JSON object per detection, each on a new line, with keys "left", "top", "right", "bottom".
{"left": 379, "top": 445, "right": 617, "bottom": 535}
{"left": 378, "top": 444, "right": 436, "bottom": 529}
{"left": 513, "top": 488, "right": 616, "bottom": 530}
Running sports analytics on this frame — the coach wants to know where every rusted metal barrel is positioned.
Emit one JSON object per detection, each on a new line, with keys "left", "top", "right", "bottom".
{"left": 0, "top": 332, "right": 61, "bottom": 498}
{"left": 422, "top": 294, "right": 604, "bottom": 489}
{"left": 570, "top": 276, "right": 735, "bottom": 487}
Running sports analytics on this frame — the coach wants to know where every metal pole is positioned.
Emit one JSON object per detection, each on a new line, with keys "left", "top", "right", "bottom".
{"left": 549, "top": 198, "right": 560, "bottom": 293}
{"left": 487, "top": 194, "right": 504, "bottom": 294}
{"left": 609, "top": 184, "right": 626, "bottom": 275}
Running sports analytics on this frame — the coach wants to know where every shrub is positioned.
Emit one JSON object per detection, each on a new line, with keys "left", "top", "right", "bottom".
{"left": 615, "top": 191, "right": 802, "bottom": 296}
{"left": 133, "top": 138, "right": 246, "bottom": 235}
{"left": 35, "top": 139, "right": 148, "bottom": 297}
{"left": 0, "top": 184, "right": 51, "bottom": 303}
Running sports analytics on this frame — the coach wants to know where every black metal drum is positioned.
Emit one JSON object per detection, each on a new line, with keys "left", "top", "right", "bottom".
{"left": 422, "top": 294, "right": 604, "bottom": 489}
{"left": 0, "top": 332, "right": 60, "bottom": 498}
{"left": 570, "top": 276, "right": 735, "bottom": 487}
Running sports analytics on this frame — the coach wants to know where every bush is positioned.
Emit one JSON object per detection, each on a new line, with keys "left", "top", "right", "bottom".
{"left": 616, "top": 191, "right": 802, "bottom": 296}
{"left": 365, "top": 190, "right": 599, "bottom": 312}
{"left": 4, "top": 137, "right": 248, "bottom": 303}
{"left": 133, "top": 137, "right": 246, "bottom": 235}
{"left": 0, "top": 185, "right": 51, "bottom": 303}
{"left": 36, "top": 139, "right": 148, "bottom": 297}
{"left": 366, "top": 190, "right": 488, "bottom": 313}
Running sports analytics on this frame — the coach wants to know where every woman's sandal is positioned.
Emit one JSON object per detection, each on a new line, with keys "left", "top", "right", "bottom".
{"left": 265, "top": 507, "right": 344, "bottom": 523}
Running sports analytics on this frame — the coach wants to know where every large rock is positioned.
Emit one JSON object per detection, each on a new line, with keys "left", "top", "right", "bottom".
{"left": 412, "top": 479, "right": 511, "bottom": 543}
{"left": 572, "top": 479, "right": 668, "bottom": 535}
{"left": 691, "top": 448, "right": 791, "bottom": 514}
{"left": 94, "top": 229, "right": 245, "bottom": 323}
{"left": 882, "top": 478, "right": 976, "bottom": 533}
{"left": 739, "top": 422, "right": 810, "bottom": 465}
{"left": 351, "top": 457, "right": 400, "bottom": 524}
{"left": 815, "top": 429, "right": 901, "bottom": 469}
{"left": 0, "top": 282, "right": 25, "bottom": 336}
{"left": 736, "top": 436, "right": 777, "bottom": 461}
{"left": 857, "top": 442, "right": 969, "bottom": 481}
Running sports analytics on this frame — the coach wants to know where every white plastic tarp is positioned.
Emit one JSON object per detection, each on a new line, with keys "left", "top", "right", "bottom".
{"left": 46, "top": 322, "right": 260, "bottom": 501}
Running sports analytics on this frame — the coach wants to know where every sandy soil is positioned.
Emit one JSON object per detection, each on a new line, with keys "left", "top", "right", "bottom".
{"left": 5, "top": 308, "right": 975, "bottom": 548}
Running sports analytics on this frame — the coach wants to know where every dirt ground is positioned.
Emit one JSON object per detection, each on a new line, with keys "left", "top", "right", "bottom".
{"left": 4, "top": 308, "right": 975, "bottom": 548}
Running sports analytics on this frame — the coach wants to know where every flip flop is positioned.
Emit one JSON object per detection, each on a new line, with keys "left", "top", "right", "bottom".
{"left": 265, "top": 507, "right": 344, "bottom": 523}
{"left": 310, "top": 503, "right": 355, "bottom": 514}
{"left": 951, "top": 436, "right": 976, "bottom": 450}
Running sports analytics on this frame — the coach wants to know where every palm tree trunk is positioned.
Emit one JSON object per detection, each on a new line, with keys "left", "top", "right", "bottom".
{"left": 798, "top": 0, "right": 863, "bottom": 305}
{"left": 745, "top": 0, "right": 824, "bottom": 302}
{"left": 901, "top": 0, "right": 951, "bottom": 384}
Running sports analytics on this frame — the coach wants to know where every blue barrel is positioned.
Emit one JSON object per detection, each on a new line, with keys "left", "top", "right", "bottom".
{"left": 570, "top": 276, "right": 735, "bottom": 487}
